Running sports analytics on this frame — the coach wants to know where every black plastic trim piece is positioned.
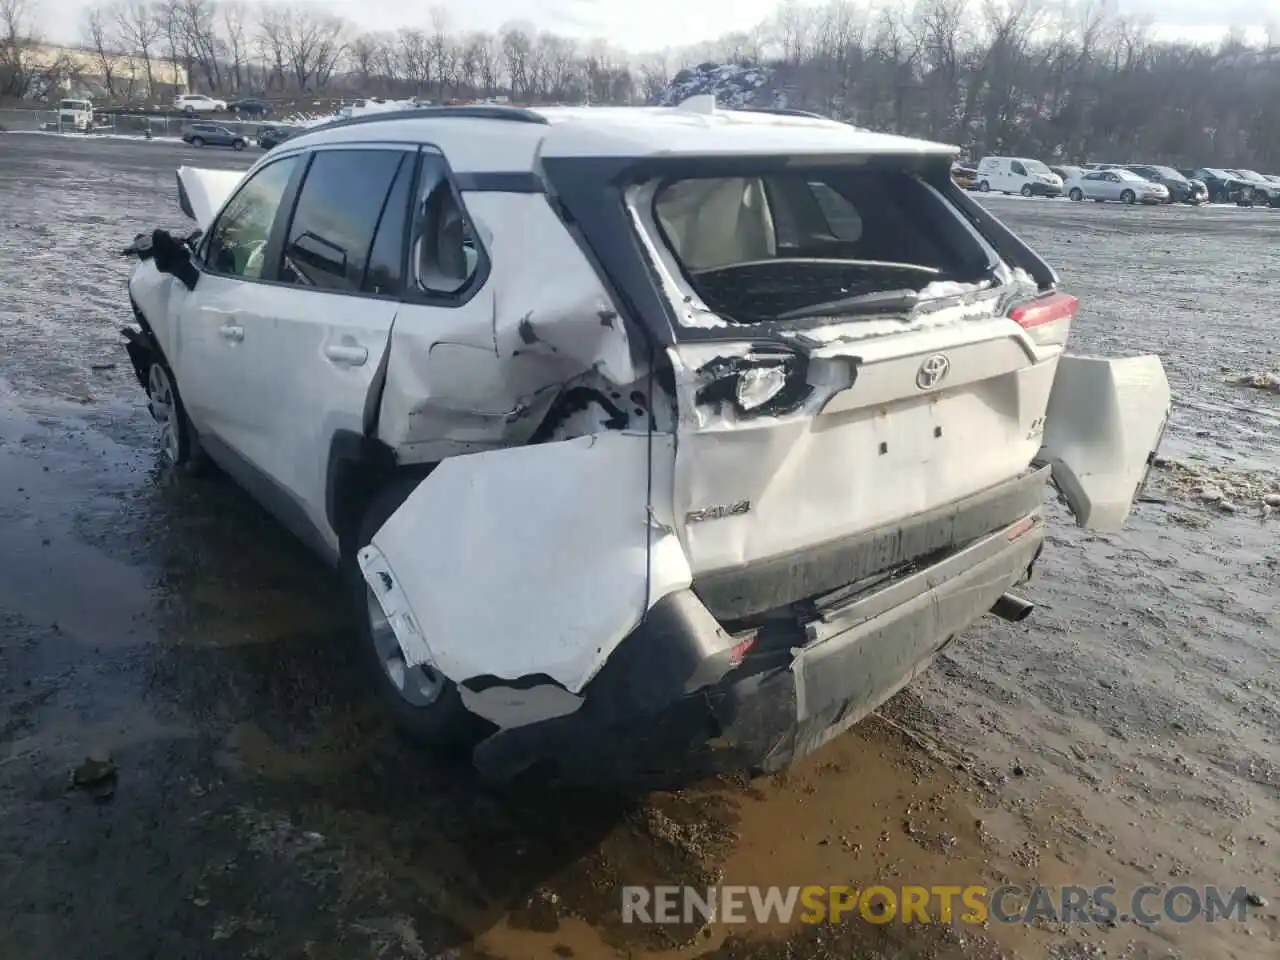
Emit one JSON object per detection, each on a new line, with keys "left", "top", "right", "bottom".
{"left": 453, "top": 171, "right": 544, "bottom": 193}
{"left": 938, "top": 175, "right": 1060, "bottom": 289}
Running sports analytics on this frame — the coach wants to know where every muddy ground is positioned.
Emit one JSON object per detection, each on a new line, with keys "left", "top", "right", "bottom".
{"left": 0, "top": 134, "right": 1276, "bottom": 960}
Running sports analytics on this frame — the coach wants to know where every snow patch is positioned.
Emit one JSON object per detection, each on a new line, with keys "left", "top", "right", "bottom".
{"left": 655, "top": 62, "right": 779, "bottom": 110}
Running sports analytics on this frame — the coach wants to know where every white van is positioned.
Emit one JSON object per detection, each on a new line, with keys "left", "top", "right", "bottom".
{"left": 976, "top": 157, "right": 1064, "bottom": 198}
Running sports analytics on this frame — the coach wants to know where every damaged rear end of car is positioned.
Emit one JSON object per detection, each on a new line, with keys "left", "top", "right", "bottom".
{"left": 308, "top": 118, "right": 1171, "bottom": 786}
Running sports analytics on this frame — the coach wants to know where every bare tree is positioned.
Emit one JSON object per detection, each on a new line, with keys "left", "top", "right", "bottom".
{"left": 82, "top": 3, "right": 119, "bottom": 97}
{"left": 221, "top": 1, "right": 249, "bottom": 92}
{"left": 1, "top": 0, "right": 41, "bottom": 97}
{"left": 114, "top": 0, "right": 163, "bottom": 96}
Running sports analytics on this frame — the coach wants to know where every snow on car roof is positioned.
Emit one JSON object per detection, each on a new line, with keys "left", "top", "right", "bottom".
{"left": 285, "top": 104, "right": 958, "bottom": 174}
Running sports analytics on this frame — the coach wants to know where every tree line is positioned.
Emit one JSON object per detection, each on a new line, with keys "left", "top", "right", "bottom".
{"left": 4, "top": 0, "right": 1280, "bottom": 167}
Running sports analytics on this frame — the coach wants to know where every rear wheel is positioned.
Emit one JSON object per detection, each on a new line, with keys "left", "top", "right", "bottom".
{"left": 1069, "top": 188, "right": 1083, "bottom": 202}
{"left": 190, "top": 136, "right": 204, "bottom": 147}
{"left": 1020, "top": 183, "right": 1034, "bottom": 198}
{"left": 347, "top": 477, "right": 481, "bottom": 751}
{"left": 232, "top": 139, "right": 245, "bottom": 151}
{"left": 1121, "top": 189, "right": 1136, "bottom": 205}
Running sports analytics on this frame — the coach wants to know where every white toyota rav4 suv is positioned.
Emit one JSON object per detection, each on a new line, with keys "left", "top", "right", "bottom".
{"left": 174, "top": 93, "right": 228, "bottom": 114}
{"left": 121, "top": 102, "right": 1171, "bottom": 785}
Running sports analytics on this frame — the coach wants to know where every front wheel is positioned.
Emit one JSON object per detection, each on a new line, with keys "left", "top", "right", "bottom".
{"left": 978, "top": 180, "right": 990, "bottom": 192}
{"left": 1069, "top": 188, "right": 1083, "bottom": 202}
{"left": 190, "top": 136, "right": 204, "bottom": 147}
{"left": 1121, "top": 189, "right": 1136, "bottom": 205}
{"left": 145, "top": 358, "right": 211, "bottom": 474}
{"left": 232, "top": 140, "right": 245, "bottom": 151}
{"left": 347, "top": 478, "right": 484, "bottom": 751}
{"left": 1020, "top": 183, "right": 1034, "bottom": 198}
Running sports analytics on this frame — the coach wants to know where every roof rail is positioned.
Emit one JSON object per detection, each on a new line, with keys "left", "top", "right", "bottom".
{"left": 738, "top": 106, "right": 831, "bottom": 120}
{"left": 305, "top": 105, "right": 550, "bottom": 134}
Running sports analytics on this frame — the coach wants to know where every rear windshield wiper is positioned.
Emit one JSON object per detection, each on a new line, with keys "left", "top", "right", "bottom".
{"left": 775, "top": 288, "right": 921, "bottom": 322}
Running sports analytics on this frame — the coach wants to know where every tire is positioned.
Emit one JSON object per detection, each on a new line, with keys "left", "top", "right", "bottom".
{"left": 1069, "top": 188, "right": 1083, "bottom": 202}
{"left": 190, "top": 136, "right": 204, "bottom": 147}
{"left": 1020, "top": 183, "right": 1034, "bottom": 198}
{"left": 347, "top": 477, "right": 483, "bottom": 751}
{"left": 232, "top": 139, "right": 245, "bottom": 151}
{"left": 1121, "top": 189, "right": 1135, "bottom": 205}
{"left": 144, "top": 356, "right": 212, "bottom": 475}
{"left": 978, "top": 180, "right": 990, "bottom": 192}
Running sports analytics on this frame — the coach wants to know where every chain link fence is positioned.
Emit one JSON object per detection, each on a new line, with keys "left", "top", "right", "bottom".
{"left": 0, "top": 109, "right": 287, "bottom": 139}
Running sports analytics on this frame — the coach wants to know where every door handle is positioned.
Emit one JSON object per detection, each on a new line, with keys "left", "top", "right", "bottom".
{"left": 325, "top": 343, "right": 368, "bottom": 366}
{"left": 219, "top": 324, "right": 244, "bottom": 343}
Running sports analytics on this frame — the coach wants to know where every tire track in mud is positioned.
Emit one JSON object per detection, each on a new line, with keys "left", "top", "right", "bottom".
{"left": 0, "top": 135, "right": 1276, "bottom": 960}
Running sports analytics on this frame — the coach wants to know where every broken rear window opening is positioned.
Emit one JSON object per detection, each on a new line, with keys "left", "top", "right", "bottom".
{"left": 650, "top": 166, "right": 998, "bottom": 326}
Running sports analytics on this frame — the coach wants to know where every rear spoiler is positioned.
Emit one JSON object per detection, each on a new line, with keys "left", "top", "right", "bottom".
{"left": 175, "top": 166, "right": 247, "bottom": 230}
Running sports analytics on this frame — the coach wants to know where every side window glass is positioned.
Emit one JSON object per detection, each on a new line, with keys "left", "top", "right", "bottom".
{"left": 279, "top": 149, "right": 408, "bottom": 292}
{"left": 1011, "top": 161, "right": 1026, "bottom": 175}
{"left": 414, "top": 158, "right": 482, "bottom": 296}
{"left": 806, "top": 180, "right": 862, "bottom": 242}
{"left": 362, "top": 154, "right": 415, "bottom": 296}
{"left": 204, "top": 155, "right": 299, "bottom": 280}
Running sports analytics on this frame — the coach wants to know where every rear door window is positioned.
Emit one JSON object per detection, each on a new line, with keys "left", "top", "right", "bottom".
{"left": 278, "top": 148, "right": 412, "bottom": 294}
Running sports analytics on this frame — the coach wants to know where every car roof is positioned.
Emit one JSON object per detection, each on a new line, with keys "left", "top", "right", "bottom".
{"left": 281, "top": 104, "right": 959, "bottom": 174}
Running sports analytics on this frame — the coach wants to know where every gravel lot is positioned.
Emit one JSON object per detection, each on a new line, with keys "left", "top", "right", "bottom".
{"left": 0, "top": 133, "right": 1276, "bottom": 960}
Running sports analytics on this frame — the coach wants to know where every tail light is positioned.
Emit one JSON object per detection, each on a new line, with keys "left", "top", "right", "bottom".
{"left": 1010, "top": 290, "right": 1077, "bottom": 347}
{"left": 694, "top": 348, "right": 813, "bottom": 418}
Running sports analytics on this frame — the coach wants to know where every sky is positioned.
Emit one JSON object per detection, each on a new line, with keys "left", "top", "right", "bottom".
{"left": 37, "top": 0, "right": 1280, "bottom": 55}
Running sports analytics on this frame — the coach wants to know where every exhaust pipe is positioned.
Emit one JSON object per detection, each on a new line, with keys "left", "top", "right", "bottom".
{"left": 991, "top": 593, "right": 1034, "bottom": 623}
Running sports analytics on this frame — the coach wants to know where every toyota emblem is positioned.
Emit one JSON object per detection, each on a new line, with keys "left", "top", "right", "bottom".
{"left": 916, "top": 354, "right": 951, "bottom": 390}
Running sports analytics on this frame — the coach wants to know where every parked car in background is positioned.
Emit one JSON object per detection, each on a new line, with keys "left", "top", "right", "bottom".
{"left": 951, "top": 165, "right": 977, "bottom": 189}
{"left": 1066, "top": 168, "right": 1168, "bottom": 204}
{"left": 1228, "top": 170, "right": 1280, "bottom": 207}
{"left": 230, "top": 99, "right": 272, "bottom": 118}
{"left": 182, "top": 122, "right": 247, "bottom": 150}
{"left": 256, "top": 125, "right": 298, "bottom": 150}
{"left": 975, "top": 156, "right": 1064, "bottom": 196}
{"left": 1050, "top": 164, "right": 1086, "bottom": 183}
{"left": 175, "top": 93, "right": 228, "bottom": 115}
{"left": 1124, "top": 165, "right": 1208, "bottom": 205}
{"left": 1182, "top": 168, "right": 1252, "bottom": 204}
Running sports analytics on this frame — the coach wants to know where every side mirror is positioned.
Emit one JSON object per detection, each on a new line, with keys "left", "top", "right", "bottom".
{"left": 151, "top": 228, "right": 200, "bottom": 291}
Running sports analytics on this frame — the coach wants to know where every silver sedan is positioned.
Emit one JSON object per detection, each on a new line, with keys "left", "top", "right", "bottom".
{"left": 1066, "top": 169, "right": 1169, "bottom": 205}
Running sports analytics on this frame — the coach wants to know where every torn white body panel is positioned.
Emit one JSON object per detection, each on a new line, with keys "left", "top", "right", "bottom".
{"left": 1037, "top": 354, "right": 1172, "bottom": 531}
{"left": 176, "top": 166, "right": 248, "bottom": 230}
{"left": 128, "top": 258, "right": 183, "bottom": 359}
{"left": 375, "top": 192, "right": 640, "bottom": 463}
{"left": 358, "top": 431, "right": 690, "bottom": 696}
